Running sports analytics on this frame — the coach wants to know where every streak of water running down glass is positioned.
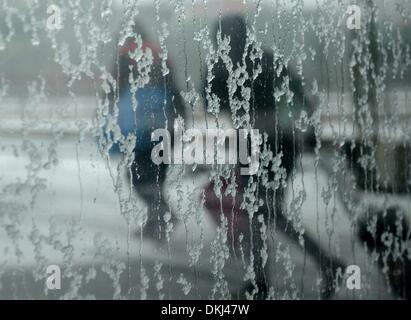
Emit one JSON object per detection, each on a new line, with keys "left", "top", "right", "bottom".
{"left": 0, "top": 0, "right": 410, "bottom": 300}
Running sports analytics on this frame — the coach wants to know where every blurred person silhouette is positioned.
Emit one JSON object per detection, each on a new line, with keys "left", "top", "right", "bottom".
{"left": 202, "top": 15, "right": 345, "bottom": 299}
{"left": 106, "top": 22, "right": 185, "bottom": 241}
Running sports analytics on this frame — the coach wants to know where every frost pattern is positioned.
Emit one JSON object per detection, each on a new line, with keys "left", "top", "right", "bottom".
{"left": 0, "top": 0, "right": 410, "bottom": 300}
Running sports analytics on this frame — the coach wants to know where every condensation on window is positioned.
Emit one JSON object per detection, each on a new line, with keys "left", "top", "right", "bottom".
{"left": 0, "top": 0, "right": 410, "bottom": 300}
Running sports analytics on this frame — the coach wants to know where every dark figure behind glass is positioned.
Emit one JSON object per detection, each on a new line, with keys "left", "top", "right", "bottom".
{"left": 108, "top": 23, "right": 185, "bottom": 241}
{"left": 203, "top": 15, "right": 345, "bottom": 299}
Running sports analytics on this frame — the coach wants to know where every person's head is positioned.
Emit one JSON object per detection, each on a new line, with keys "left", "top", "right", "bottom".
{"left": 117, "top": 20, "right": 163, "bottom": 89}
{"left": 131, "top": 20, "right": 149, "bottom": 42}
{"left": 213, "top": 15, "right": 247, "bottom": 64}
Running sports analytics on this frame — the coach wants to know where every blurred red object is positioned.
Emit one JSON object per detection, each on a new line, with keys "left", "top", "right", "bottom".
{"left": 203, "top": 173, "right": 249, "bottom": 242}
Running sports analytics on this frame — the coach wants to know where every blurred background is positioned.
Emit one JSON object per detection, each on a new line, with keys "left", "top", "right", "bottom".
{"left": 0, "top": 0, "right": 410, "bottom": 299}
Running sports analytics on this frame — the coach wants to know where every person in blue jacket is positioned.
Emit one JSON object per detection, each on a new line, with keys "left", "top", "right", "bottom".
{"left": 107, "top": 22, "right": 185, "bottom": 241}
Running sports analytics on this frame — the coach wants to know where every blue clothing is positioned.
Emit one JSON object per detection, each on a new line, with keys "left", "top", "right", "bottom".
{"left": 110, "top": 85, "right": 174, "bottom": 154}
